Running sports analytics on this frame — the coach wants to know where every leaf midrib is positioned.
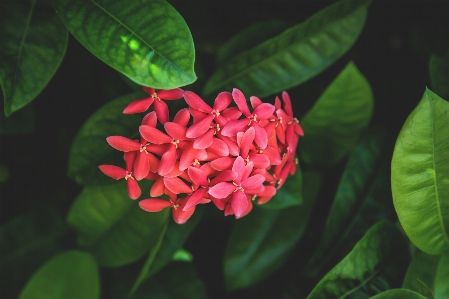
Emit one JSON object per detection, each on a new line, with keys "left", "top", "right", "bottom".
{"left": 90, "top": 0, "right": 193, "bottom": 80}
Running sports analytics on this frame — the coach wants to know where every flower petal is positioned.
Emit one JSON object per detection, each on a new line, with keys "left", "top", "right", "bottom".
{"left": 164, "top": 177, "right": 192, "bottom": 194}
{"left": 253, "top": 123, "right": 268, "bottom": 149}
{"left": 210, "top": 156, "right": 235, "bottom": 171}
{"left": 172, "top": 200, "right": 195, "bottom": 224}
{"left": 221, "top": 118, "right": 248, "bottom": 137}
{"left": 208, "top": 138, "right": 229, "bottom": 157}
{"left": 142, "top": 86, "right": 155, "bottom": 95}
{"left": 106, "top": 136, "right": 140, "bottom": 152}
{"left": 124, "top": 151, "right": 137, "bottom": 171}
{"left": 241, "top": 174, "right": 265, "bottom": 189}
{"left": 282, "top": 91, "right": 293, "bottom": 116}
{"left": 173, "top": 108, "right": 191, "bottom": 127}
{"left": 150, "top": 177, "right": 165, "bottom": 197}
{"left": 193, "top": 129, "right": 214, "bottom": 149}
{"left": 208, "top": 182, "right": 235, "bottom": 199}
{"left": 250, "top": 96, "right": 263, "bottom": 109}
{"left": 141, "top": 111, "right": 157, "bottom": 127}
{"left": 231, "top": 191, "right": 248, "bottom": 218}
{"left": 154, "top": 98, "right": 169, "bottom": 124}
{"left": 232, "top": 156, "right": 246, "bottom": 183}
{"left": 184, "top": 91, "right": 212, "bottom": 113}
{"left": 186, "top": 114, "right": 214, "bottom": 138}
{"left": 164, "top": 122, "right": 187, "bottom": 140}
{"left": 127, "top": 178, "right": 141, "bottom": 199}
{"left": 188, "top": 167, "right": 208, "bottom": 186}
{"left": 139, "top": 125, "right": 172, "bottom": 144}
{"left": 210, "top": 170, "right": 237, "bottom": 186}
{"left": 213, "top": 91, "right": 232, "bottom": 111}
{"left": 164, "top": 162, "right": 183, "bottom": 178}
{"left": 179, "top": 143, "right": 201, "bottom": 171}
{"left": 253, "top": 103, "right": 275, "bottom": 119}
{"left": 249, "top": 153, "right": 271, "bottom": 169}
{"left": 134, "top": 152, "right": 150, "bottom": 180}
{"left": 183, "top": 188, "right": 208, "bottom": 211}
{"left": 123, "top": 97, "right": 154, "bottom": 114}
{"left": 232, "top": 88, "right": 251, "bottom": 117}
{"left": 240, "top": 126, "right": 255, "bottom": 158}
{"left": 139, "top": 199, "right": 172, "bottom": 212}
{"left": 98, "top": 165, "right": 126, "bottom": 180}
{"left": 158, "top": 144, "right": 177, "bottom": 176}
{"left": 221, "top": 107, "right": 242, "bottom": 120}
{"left": 257, "top": 186, "right": 277, "bottom": 205}
{"left": 158, "top": 88, "right": 184, "bottom": 100}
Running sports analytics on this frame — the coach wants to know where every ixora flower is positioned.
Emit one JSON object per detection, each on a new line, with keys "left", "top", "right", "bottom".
{"left": 99, "top": 87, "right": 303, "bottom": 224}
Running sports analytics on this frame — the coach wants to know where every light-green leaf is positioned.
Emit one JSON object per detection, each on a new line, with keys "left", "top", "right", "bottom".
{"left": 299, "top": 61, "right": 374, "bottom": 166}
{"left": 53, "top": 0, "right": 196, "bottom": 88}
{"left": 203, "top": 0, "right": 371, "bottom": 98}
{"left": 306, "top": 221, "right": 409, "bottom": 299}
{"left": 18, "top": 251, "right": 99, "bottom": 299}
{"left": 67, "top": 181, "right": 169, "bottom": 267}
{"left": 391, "top": 88, "right": 449, "bottom": 255}
{"left": 0, "top": 0, "right": 67, "bottom": 116}
{"left": 429, "top": 53, "right": 449, "bottom": 100}
{"left": 67, "top": 91, "right": 144, "bottom": 186}
{"left": 369, "top": 289, "right": 429, "bottom": 299}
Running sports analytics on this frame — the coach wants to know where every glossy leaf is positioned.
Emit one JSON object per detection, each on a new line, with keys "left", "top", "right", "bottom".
{"left": 18, "top": 251, "right": 99, "bottom": 299}
{"left": 0, "top": 207, "right": 68, "bottom": 299}
{"left": 216, "top": 19, "right": 290, "bottom": 65}
{"left": 68, "top": 92, "right": 144, "bottom": 186}
{"left": 369, "top": 289, "right": 428, "bottom": 299}
{"left": 67, "top": 181, "right": 169, "bottom": 267}
{"left": 0, "top": 0, "right": 67, "bottom": 116}
{"left": 224, "top": 171, "right": 319, "bottom": 291}
{"left": 306, "top": 221, "right": 409, "bottom": 299}
{"left": 299, "top": 61, "right": 374, "bottom": 166}
{"left": 303, "top": 128, "right": 388, "bottom": 277}
{"left": 130, "top": 262, "right": 207, "bottom": 299}
{"left": 129, "top": 206, "right": 202, "bottom": 295}
{"left": 403, "top": 250, "right": 449, "bottom": 299}
{"left": 429, "top": 53, "right": 449, "bottom": 100}
{"left": 53, "top": 0, "right": 196, "bottom": 89}
{"left": 203, "top": 0, "right": 371, "bottom": 97}
{"left": 391, "top": 88, "right": 449, "bottom": 255}
{"left": 257, "top": 162, "right": 303, "bottom": 209}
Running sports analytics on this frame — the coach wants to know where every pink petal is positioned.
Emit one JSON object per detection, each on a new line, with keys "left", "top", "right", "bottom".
{"left": 231, "top": 191, "right": 248, "bottom": 218}
{"left": 274, "top": 96, "right": 282, "bottom": 110}
{"left": 282, "top": 91, "right": 293, "bottom": 116}
{"left": 275, "top": 123, "right": 286, "bottom": 144}
{"left": 241, "top": 174, "right": 265, "bottom": 189}
{"left": 257, "top": 186, "right": 277, "bottom": 205}
{"left": 232, "top": 156, "right": 246, "bottom": 183}
{"left": 127, "top": 178, "right": 141, "bottom": 199}
{"left": 186, "top": 114, "right": 214, "bottom": 138}
{"left": 142, "top": 86, "right": 155, "bottom": 95}
{"left": 106, "top": 136, "right": 140, "bottom": 152}
{"left": 146, "top": 144, "right": 168, "bottom": 156}
{"left": 208, "top": 138, "right": 229, "bottom": 157}
{"left": 210, "top": 170, "right": 237, "bottom": 186}
{"left": 250, "top": 96, "right": 263, "bottom": 109}
{"left": 211, "top": 197, "right": 226, "bottom": 210}
{"left": 172, "top": 201, "right": 195, "bottom": 224}
{"left": 158, "top": 144, "right": 177, "bottom": 176}
{"left": 164, "top": 122, "right": 187, "bottom": 140}
{"left": 254, "top": 103, "right": 275, "bottom": 120}
{"left": 134, "top": 152, "right": 150, "bottom": 180}
{"left": 295, "top": 123, "right": 304, "bottom": 136}
{"left": 158, "top": 88, "right": 184, "bottom": 100}
{"left": 240, "top": 127, "right": 255, "bottom": 158}
{"left": 147, "top": 152, "right": 160, "bottom": 173}
{"left": 244, "top": 184, "right": 265, "bottom": 195}
{"left": 249, "top": 153, "right": 271, "bottom": 169}
{"left": 193, "top": 129, "right": 214, "bottom": 149}
{"left": 224, "top": 200, "right": 234, "bottom": 216}
{"left": 208, "top": 182, "right": 235, "bottom": 199}
{"left": 145, "top": 172, "right": 159, "bottom": 180}
{"left": 188, "top": 167, "right": 208, "bottom": 186}
{"left": 98, "top": 165, "right": 126, "bottom": 180}
{"left": 217, "top": 133, "right": 240, "bottom": 156}
{"left": 139, "top": 125, "right": 172, "bottom": 144}
{"left": 213, "top": 92, "right": 232, "bottom": 111}
{"left": 179, "top": 143, "right": 200, "bottom": 171}
{"left": 232, "top": 88, "right": 251, "bottom": 117}
{"left": 164, "top": 177, "right": 192, "bottom": 194}
{"left": 210, "top": 156, "right": 235, "bottom": 171}
{"left": 262, "top": 146, "right": 281, "bottom": 165}
{"left": 124, "top": 151, "right": 137, "bottom": 171}
{"left": 253, "top": 123, "right": 268, "bottom": 149}
{"left": 150, "top": 177, "right": 165, "bottom": 197}
{"left": 238, "top": 197, "right": 253, "bottom": 219}
{"left": 183, "top": 188, "right": 208, "bottom": 211}
{"left": 123, "top": 97, "right": 154, "bottom": 114}
{"left": 221, "top": 107, "right": 242, "bottom": 120}
{"left": 221, "top": 118, "right": 248, "bottom": 137}
{"left": 164, "top": 162, "right": 183, "bottom": 178}
{"left": 184, "top": 91, "right": 212, "bottom": 113}
{"left": 154, "top": 98, "right": 169, "bottom": 124}
{"left": 141, "top": 111, "right": 157, "bottom": 127}
{"left": 173, "top": 108, "right": 191, "bottom": 127}
{"left": 139, "top": 199, "right": 172, "bottom": 212}
{"left": 189, "top": 107, "right": 207, "bottom": 122}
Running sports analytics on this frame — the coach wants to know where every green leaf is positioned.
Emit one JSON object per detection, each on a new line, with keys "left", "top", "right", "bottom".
{"left": 0, "top": 96, "right": 34, "bottom": 134}
{"left": 0, "top": 207, "right": 68, "bottom": 299}
{"left": 299, "top": 61, "right": 374, "bottom": 166}
{"left": 172, "top": 248, "right": 193, "bottom": 262}
{"left": 429, "top": 53, "right": 449, "bottom": 100}
{"left": 130, "top": 262, "right": 207, "bottom": 299}
{"left": 18, "top": 250, "right": 100, "bottom": 299}
{"left": 53, "top": 0, "right": 196, "bottom": 89}
{"left": 67, "top": 91, "right": 144, "bottom": 186}
{"left": 216, "top": 19, "right": 291, "bottom": 65}
{"left": 403, "top": 250, "right": 449, "bottom": 299}
{"left": 306, "top": 221, "right": 409, "bottom": 299}
{"left": 391, "top": 88, "right": 449, "bottom": 255}
{"left": 224, "top": 171, "right": 319, "bottom": 291}
{"left": 67, "top": 181, "right": 169, "bottom": 267}
{"left": 369, "top": 289, "right": 428, "bottom": 299}
{"left": 202, "top": 0, "right": 371, "bottom": 98}
{"left": 0, "top": 0, "right": 67, "bottom": 116}
{"left": 303, "top": 128, "right": 388, "bottom": 277}
{"left": 257, "top": 162, "right": 303, "bottom": 209}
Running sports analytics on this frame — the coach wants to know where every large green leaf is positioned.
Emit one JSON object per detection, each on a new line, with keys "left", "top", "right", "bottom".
{"left": 306, "top": 221, "right": 409, "bottom": 299}
{"left": 0, "top": 0, "right": 67, "bottom": 117}
{"left": 370, "top": 289, "right": 428, "bottom": 299}
{"left": 18, "top": 251, "right": 99, "bottom": 299}
{"left": 129, "top": 206, "right": 203, "bottom": 295}
{"left": 202, "top": 0, "right": 371, "bottom": 98}
{"left": 224, "top": 171, "right": 319, "bottom": 291}
{"left": 391, "top": 88, "right": 449, "bottom": 255}
{"left": 53, "top": 0, "right": 196, "bottom": 88}
{"left": 429, "top": 53, "right": 449, "bottom": 100}
{"left": 303, "top": 129, "right": 388, "bottom": 277}
{"left": 0, "top": 207, "right": 68, "bottom": 299}
{"left": 299, "top": 61, "right": 374, "bottom": 166}
{"left": 67, "top": 181, "right": 169, "bottom": 267}
{"left": 257, "top": 163, "right": 303, "bottom": 209}
{"left": 216, "top": 20, "right": 290, "bottom": 65}
{"left": 67, "top": 91, "right": 144, "bottom": 186}
{"left": 403, "top": 250, "right": 449, "bottom": 299}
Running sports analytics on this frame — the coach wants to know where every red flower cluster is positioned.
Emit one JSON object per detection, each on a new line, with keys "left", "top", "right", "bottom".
{"left": 99, "top": 87, "right": 303, "bottom": 224}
